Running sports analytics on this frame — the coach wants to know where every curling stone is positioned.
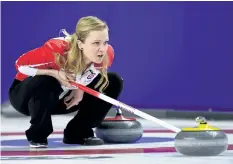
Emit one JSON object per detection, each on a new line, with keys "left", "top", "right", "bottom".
{"left": 174, "top": 116, "right": 228, "bottom": 156}
{"left": 95, "top": 108, "right": 143, "bottom": 143}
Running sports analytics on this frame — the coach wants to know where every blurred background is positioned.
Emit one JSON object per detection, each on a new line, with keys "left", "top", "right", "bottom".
{"left": 1, "top": 1, "right": 233, "bottom": 120}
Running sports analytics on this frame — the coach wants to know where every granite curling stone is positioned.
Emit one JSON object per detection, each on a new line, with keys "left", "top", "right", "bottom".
{"left": 174, "top": 116, "right": 228, "bottom": 156}
{"left": 95, "top": 108, "right": 143, "bottom": 143}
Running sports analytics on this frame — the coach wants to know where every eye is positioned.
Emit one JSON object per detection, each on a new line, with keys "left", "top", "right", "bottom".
{"left": 93, "top": 41, "right": 100, "bottom": 45}
{"left": 104, "top": 41, "right": 109, "bottom": 45}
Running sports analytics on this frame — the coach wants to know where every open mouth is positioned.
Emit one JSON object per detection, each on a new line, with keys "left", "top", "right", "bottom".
{"left": 97, "top": 55, "right": 104, "bottom": 58}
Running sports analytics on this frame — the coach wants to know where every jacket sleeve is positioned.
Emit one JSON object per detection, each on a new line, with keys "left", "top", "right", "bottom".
{"left": 107, "top": 44, "right": 114, "bottom": 68}
{"left": 15, "top": 38, "right": 69, "bottom": 76}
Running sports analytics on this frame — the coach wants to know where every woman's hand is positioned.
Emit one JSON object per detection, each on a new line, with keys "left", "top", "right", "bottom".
{"left": 55, "top": 70, "right": 75, "bottom": 88}
{"left": 64, "top": 89, "right": 84, "bottom": 109}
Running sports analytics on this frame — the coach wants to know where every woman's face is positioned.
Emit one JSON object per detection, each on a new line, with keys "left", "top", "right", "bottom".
{"left": 79, "top": 29, "right": 109, "bottom": 65}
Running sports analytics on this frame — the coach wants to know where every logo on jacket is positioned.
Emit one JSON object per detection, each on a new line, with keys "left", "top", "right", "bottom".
{"left": 86, "top": 70, "right": 96, "bottom": 79}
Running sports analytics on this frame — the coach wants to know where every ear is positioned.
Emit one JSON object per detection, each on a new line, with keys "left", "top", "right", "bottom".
{"left": 77, "top": 40, "right": 83, "bottom": 50}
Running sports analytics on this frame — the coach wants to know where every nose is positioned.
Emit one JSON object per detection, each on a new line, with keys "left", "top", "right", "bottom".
{"left": 99, "top": 44, "right": 107, "bottom": 52}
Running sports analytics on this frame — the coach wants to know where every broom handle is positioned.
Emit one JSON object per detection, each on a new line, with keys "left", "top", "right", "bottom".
{"left": 70, "top": 81, "right": 181, "bottom": 133}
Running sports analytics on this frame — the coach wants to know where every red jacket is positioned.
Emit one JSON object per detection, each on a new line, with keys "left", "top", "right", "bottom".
{"left": 15, "top": 37, "right": 114, "bottom": 81}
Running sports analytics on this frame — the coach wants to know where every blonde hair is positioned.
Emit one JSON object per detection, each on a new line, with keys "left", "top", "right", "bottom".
{"left": 55, "top": 16, "right": 109, "bottom": 92}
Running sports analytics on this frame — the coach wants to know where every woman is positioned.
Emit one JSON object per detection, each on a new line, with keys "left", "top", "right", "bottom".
{"left": 8, "top": 16, "right": 123, "bottom": 148}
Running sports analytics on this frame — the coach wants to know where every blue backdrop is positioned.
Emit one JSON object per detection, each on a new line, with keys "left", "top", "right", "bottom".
{"left": 2, "top": 1, "right": 233, "bottom": 112}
